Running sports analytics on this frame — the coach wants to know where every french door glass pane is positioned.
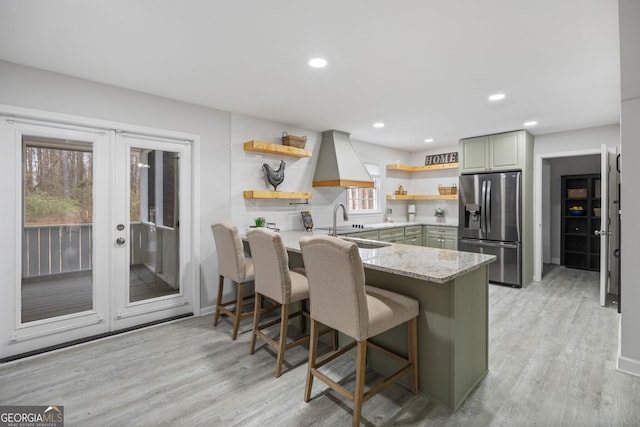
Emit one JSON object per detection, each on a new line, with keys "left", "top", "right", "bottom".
{"left": 129, "top": 148, "right": 180, "bottom": 303}
{"left": 21, "top": 137, "right": 94, "bottom": 322}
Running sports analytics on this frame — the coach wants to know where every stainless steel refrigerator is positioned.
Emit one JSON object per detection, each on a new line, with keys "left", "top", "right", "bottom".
{"left": 458, "top": 171, "right": 522, "bottom": 287}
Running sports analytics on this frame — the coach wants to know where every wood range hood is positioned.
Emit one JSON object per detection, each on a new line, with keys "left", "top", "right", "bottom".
{"left": 312, "top": 130, "right": 374, "bottom": 188}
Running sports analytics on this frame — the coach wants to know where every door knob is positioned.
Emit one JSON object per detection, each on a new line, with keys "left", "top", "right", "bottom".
{"left": 116, "top": 237, "right": 126, "bottom": 246}
{"left": 594, "top": 230, "right": 611, "bottom": 236}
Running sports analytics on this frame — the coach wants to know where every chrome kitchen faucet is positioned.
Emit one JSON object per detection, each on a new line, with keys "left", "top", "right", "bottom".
{"left": 331, "top": 203, "right": 349, "bottom": 236}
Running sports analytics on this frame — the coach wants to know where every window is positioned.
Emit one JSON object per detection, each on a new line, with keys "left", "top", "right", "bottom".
{"left": 23, "top": 137, "right": 93, "bottom": 226}
{"left": 347, "top": 163, "right": 380, "bottom": 214}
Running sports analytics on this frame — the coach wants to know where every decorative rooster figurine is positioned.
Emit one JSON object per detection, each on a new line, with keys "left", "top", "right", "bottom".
{"left": 263, "top": 160, "right": 286, "bottom": 191}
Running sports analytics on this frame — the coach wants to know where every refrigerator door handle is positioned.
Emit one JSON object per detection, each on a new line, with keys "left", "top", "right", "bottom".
{"left": 486, "top": 179, "right": 492, "bottom": 234}
{"left": 481, "top": 180, "right": 487, "bottom": 235}
{"left": 515, "top": 172, "right": 521, "bottom": 240}
{"left": 459, "top": 238, "right": 519, "bottom": 249}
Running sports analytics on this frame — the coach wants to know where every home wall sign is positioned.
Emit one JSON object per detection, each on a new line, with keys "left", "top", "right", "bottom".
{"left": 425, "top": 152, "right": 458, "bottom": 166}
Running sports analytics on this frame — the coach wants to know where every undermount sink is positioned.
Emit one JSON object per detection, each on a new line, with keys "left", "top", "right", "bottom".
{"left": 340, "top": 237, "right": 391, "bottom": 249}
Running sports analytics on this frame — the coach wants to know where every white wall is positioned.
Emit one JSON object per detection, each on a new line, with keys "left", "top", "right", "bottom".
{"left": 618, "top": 0, "right": 640, "bottom": 377}
{"left": 383, "top": 144, "right": 461, "bottom": 225}
{"left": 408, "top": 145, "right": 460, "bottom": 224}
{"left": 225, "top": 116, "right": 411, "bottom": 231}
{"left": 228, "top": 114, "right": 320, "bottom": 232}
{"left": 534, "top": 124, "right": 620, "bottom": 155}
{"left": 353, "top": 140, "right": 412, "bottom": 223}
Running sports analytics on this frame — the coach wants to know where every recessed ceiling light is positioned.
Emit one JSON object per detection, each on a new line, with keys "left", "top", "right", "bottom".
{"left": 524, "top": 121, "right": 538, "bottom": 127}
{"left": 488, "top": 93, "right": 506, "bottom": 101}
{"left": 424, "top": 138, "right": 434, "bottom": 143}
{"left": 373, "top": 122, "right": 385, "bottom": 128}
{"left": 308, "top": 58, "right": 327, "bottom": 68}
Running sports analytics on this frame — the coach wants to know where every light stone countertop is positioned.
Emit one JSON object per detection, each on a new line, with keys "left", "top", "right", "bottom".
{"left": 273, "top": 229, "right": 495, "bottom": 284}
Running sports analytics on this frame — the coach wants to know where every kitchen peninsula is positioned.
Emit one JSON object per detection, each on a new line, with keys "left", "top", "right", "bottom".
{"left": 268, "top": 230, "right": 496, "bottom": 411}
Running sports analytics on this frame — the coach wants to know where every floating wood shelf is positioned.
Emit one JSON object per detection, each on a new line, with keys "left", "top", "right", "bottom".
{"left": 386, "top": 194, "right": 458, "bottom": 200}
{"left": 243, "top": 190, "right": 312, "bottom": 199}
{"left": 386, "top": 163, "right": 459, "bottom": 172}
{"left": 243, "top": 140, "right": 312, "bottom": 158}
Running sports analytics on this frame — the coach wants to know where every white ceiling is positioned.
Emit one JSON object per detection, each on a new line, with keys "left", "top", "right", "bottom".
{"left": 0, "top": 1, "right": 621, "bottom": 151}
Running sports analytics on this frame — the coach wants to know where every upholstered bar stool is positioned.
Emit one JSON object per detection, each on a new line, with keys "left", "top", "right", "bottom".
{"left": 247, "top": 227, "right": 311, "bottom": 377}
{"left": 300, "top": 235, "right": 419, "bottom": 427}
{"left": 211, "top": 223, "right": 255, "bottom": 340}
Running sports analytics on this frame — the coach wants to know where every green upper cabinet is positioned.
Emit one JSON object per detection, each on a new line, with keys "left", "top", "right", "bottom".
{"left": 460, "top": 130, "right": 530, "bottom": 173}
{"left": 460, "top": 135, "right": 489, "bottom": 172}
{"left": 490, "top": 132, "right": 521, "bottom": 169}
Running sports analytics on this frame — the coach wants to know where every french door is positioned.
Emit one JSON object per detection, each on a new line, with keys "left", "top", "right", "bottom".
{"left": 111, "top": 133, "right": 193, "bottom": 330}
{"left": 0, "top": 115, "right": 194, "bottom": 359}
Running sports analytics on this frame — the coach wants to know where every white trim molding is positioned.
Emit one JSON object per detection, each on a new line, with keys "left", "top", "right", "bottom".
{"left": 617, "top": 355, "right": 640, "bottom": 377}
{"left": 617, "top": 318, "right": 640, "bottom": 377}
{"left": 533, "top": 148, "right": 601, "bottom": 281}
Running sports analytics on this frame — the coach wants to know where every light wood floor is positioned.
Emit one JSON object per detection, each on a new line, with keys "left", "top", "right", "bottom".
{"left": 2, "top": 265, "right": 639, "bottom": 426}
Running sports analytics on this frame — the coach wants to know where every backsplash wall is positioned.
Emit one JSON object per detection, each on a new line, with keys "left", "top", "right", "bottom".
{"left": 407, "top": 144, "right": 460, "bottom": 225}
{"left": 229, "top": 114, "right": 414, "bottom": 231}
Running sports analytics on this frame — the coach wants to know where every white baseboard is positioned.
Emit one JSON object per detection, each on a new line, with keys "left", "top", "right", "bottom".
{"left": 617, "top": 355, "right": 640, "bottom": 377}
{"left": 617, "top": 320, "right": 640, "bottom": 377}
{"left": 199, "top": 305, "right": 216, "bottom": 317}
{"left": 551, "top": 257, "right": 561, "bottom": 265}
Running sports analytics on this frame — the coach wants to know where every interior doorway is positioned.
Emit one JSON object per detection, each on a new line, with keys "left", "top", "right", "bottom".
{"left": 535, "top": 148, "right": 620, "bottom": 304}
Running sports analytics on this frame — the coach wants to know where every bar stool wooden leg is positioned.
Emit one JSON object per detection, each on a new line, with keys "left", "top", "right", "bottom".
{"left": 298, "top": 300, "right": 306, "bottom": 332}
{"left": 249, "top": 293, "right": 262, "bottom": 354}
{"left": 232, "top": 282, "right": 244, "bottom": 341}
{"left": 352, "top": 341, "right": 367, "bottom": 427}
{"left": 408, "top": 317, "right": 419, "bottom": 393}
{"left": 214, "top": 275, "right": 224, "bottom": 326}
{"left": 275, "top": 303, "right": 290, "bottom": 378}
{"left": 304, "top": 319, "right": 319, "bottom": 402}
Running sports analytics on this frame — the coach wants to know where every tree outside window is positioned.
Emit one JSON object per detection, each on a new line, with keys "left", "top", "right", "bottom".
{"left": 23, "top": 138, "right": 93, "bottom": 226}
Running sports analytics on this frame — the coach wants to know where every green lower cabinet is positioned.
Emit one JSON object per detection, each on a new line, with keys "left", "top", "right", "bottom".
{"left": 425, "top": 226, "right": 458, "bottom": 250}
{"left": 345, "top": 225, "right": 435, "bottom": 247}
{"left": 344, "top": 230, "right": 379, "bottom": 240}
{"left": 378, "top": 227, "right": 405, "bottom": 242}
{"left": 383, "top": 236, "right": 406, "bottom": 243}
{"left": 404, "top": 234, "right": 423, "bottom": 245}
{"left": 404, "top": 225, "right": 423, "bottom": 246}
